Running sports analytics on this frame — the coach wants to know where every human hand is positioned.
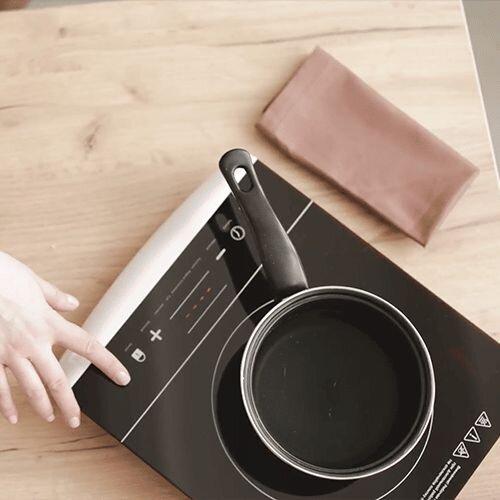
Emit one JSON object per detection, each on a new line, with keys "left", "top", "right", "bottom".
{"left": 0, "top": 251, "right": 130, "bottom": 427}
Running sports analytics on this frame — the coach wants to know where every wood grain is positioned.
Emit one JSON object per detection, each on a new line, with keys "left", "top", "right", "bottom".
{"left": 0, "top": 1, "right": 498, "bottom": 498}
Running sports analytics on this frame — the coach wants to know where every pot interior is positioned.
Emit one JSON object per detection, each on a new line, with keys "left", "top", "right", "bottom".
{"left": 250, "top": 291, "right": 429, "bottom": 475}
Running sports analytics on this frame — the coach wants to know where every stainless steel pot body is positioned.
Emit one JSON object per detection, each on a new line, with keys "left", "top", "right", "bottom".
{"left": 240, "top": 286, "right": 435, "bottom": 480}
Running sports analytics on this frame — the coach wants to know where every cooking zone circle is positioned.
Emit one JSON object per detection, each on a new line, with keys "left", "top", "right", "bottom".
{"left": 211, "top": 303, "right": 433, "bottom": 499}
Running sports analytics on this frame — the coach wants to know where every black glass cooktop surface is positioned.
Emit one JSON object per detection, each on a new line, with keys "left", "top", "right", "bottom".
{"left": 74, "top": 162, "right": 499, "bottom": 499}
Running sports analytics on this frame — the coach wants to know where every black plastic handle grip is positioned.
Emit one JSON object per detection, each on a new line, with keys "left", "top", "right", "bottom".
{"left": 219, "top": 149, "right": 308, "bottom": 299}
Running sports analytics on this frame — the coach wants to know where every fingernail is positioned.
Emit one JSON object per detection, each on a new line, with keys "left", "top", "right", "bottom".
{"left": 8, "top": 415, "right": 17, "bottom": 424}
{"left": 47, "top": 414, "right": 55, "bottom": 422}
{"left": 66, "top": 295, "right": 79, "bottom": 307}
{"left": 116, "top": 371, "right": 131, "bottom": 385}
{"left": 69, "top": 416, "right": 80, "bottom": 428}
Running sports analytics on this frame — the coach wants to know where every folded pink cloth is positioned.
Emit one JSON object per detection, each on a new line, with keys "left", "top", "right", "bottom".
{"left": 257, "top": 47, "right": 478, "bottom": 245}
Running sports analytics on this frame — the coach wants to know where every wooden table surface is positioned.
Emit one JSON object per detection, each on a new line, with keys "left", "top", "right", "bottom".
{"left": 0, "top": 1, "right": 498, "bottom": 498}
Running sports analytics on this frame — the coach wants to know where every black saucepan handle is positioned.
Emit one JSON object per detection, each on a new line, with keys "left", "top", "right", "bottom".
{"left": 219, "top": 148, "right": 308, "bottom": 299}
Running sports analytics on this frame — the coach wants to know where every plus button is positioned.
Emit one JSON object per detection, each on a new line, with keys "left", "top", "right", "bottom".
{"left": 149, "top": 328, "right": 163, "bottom": 342}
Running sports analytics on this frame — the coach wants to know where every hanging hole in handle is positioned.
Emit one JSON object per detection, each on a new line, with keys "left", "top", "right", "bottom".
{"left": 234, "top": 166, "right": 253, "bottom": 192}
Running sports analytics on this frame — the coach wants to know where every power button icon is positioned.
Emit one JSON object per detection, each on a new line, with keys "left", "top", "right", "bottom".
{"left": 230, "top": 225, "right": 246, "bottom": 241}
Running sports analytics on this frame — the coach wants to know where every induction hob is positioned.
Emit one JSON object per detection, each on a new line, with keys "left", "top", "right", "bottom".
{"left": 60, "top": 158, "right": 499, "bottom": 499}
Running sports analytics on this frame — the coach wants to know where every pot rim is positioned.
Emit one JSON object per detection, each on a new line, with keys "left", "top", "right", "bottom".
{"left": 240, "top": 285, "right": 436, "bottom": 480}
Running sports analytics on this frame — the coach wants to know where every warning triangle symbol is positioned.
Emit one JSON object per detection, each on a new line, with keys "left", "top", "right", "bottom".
{"left": 464, "top": 426, "right": 480, "bottom": 443}
{"left": 475, "top": 411, "right": 491, "bottom": 428}
{"left": 453, "top": 442, "right": 469, "bottom": 459}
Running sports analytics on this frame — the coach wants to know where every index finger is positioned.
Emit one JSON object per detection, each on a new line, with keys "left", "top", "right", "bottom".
{"left": 51, "top": 314, "right": 130, "bottom": 386}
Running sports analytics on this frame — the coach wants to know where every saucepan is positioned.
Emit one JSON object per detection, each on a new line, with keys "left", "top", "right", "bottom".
{"left": 219, "top": 149, "right": 435, "bottom": 480}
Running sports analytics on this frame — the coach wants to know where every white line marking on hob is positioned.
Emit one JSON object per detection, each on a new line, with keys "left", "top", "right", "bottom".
{"left": 286, "top": 199, "right": 313, "bottom": 235}
{"left": 121, "top": 266, "right": 262, "bottom": 443}
{"left": 206, "top": 238, "right": 216, "bottom": 251}
{"left": 215, "top": 248, "right": 226, "bottom": 260}
{"left": 120, "top": 199, "right": 312, "bottom": 443}
{"left": 169, "top": 270, "right": 210, "bottom": 320}
{"left": 153, "top": 303, "right": 164, "bottom": 316}
{"left": 190, "top": 257, "right": 202, "bottom": 270}
{"left": 187, "top": 284, "right": 228, "bottom": 334}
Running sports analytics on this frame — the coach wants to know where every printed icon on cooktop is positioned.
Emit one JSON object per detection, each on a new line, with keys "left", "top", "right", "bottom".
{"left": 149, "top": 328, "right": 163, "bottom": 342}
{"left": 464, "top": 426, "right": 481, "bottom": 443}
{"left": 475, "top": 411, "right": 491, "bottom": 428}
{"left": 453, "top": 441, "right": 469, "bottom": 459}
{"left": 230, "top": 225, "right": 245, "bottom": 241}
{"left": 131, "top": 348, "right": 146, "bottom": 363}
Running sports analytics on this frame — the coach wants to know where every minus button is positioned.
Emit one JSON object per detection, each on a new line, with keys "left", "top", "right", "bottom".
{"left": 215, "top": 248, "right": 226, "bottom": 261}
